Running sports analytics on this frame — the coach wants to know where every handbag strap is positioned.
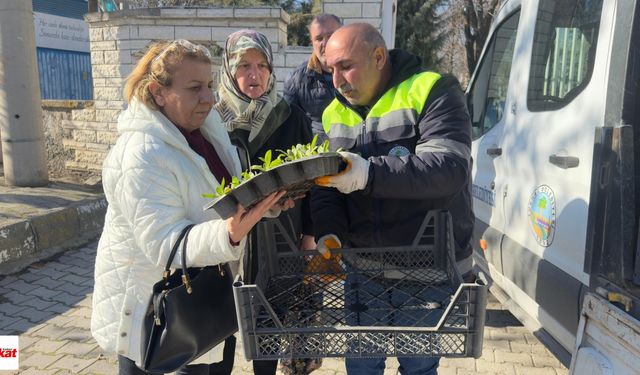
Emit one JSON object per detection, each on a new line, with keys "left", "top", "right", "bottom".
{"left": 163, "top": 224, "right": 196, "bottom": 280}
{"left": 180, "top": 226, "right": 227, "bottom": 294}
{"left": 180, "top": 225, "right": 194, "bottom": 293}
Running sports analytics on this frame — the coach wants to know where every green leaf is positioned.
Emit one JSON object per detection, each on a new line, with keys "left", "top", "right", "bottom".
{"left": 309, "top": 134, "right": 318, "bottom": 152}
{"left": 241, "top": 170, "right": 256, "bottom": 181}
{"left": 262, "top": 150, "right": 272, "bottom": 166}
{"left": 214, "top": 177, "right": 226, "bottom": 196}
{"left": 318, "top": 139, "right": 331, "bottom": 153}
{"left": 268, "top": 155, "right": 284, "bottom": 169}
{"left": 231, "top": 176, "right": 241, "bottom": 187}
{"left": 251, "top": 164, "right": 266, "bottom": 172}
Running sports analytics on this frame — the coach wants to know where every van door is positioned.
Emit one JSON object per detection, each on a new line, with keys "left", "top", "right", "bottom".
{"left": 569, "top": 1, "right": 640, "bottom": 372}
{"left": 498, "top": 0, "right": 612, "bottom": 351}
{"left": 467, "top": 2, "right": 521, "bottom": 274}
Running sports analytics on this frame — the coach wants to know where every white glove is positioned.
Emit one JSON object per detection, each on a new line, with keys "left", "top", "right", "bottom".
{"left": 315, "top": 151, "right": 370, "bottom": 194}
{"left": 316, "top": 234, "right": 342, "bottom": 259}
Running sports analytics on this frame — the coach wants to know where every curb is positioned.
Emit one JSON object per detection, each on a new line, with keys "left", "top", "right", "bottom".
{"left": 0, "top": 197, "right": 107, "bottom": 275}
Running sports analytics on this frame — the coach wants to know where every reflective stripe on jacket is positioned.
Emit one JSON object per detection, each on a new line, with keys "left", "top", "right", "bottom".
{"left": 322, "top": 71, "right": 442, "bottom": 151}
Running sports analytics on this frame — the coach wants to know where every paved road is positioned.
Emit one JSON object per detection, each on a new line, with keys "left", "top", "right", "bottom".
{"left": 0, "top": 241, "right": 568, "bottom": 374}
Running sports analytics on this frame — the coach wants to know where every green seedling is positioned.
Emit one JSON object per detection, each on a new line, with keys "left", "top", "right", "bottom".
{"left": 240, "top": 170, "right": 257, "bottom": 181}
{"left": 277, "top": 134, "right": 332, "bottom": 162}
{"left": 317, "top": 139, "right": 332, "bottom": 153}
{"left": 202, "top": 177, "right": 229, "bottom": 199}
{"left": 251, "top": 150, "right": 284, "bottom": 172}
{"left": 204, "top": 137, "right": 336, "bottom": 199}
{"left": 202, "top": 175, "right": 243, "bottom": 199}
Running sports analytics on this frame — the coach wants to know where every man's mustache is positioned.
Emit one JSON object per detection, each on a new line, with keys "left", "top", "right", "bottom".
{"left": 337, "top": 83, "right": 353, "bottom": 94}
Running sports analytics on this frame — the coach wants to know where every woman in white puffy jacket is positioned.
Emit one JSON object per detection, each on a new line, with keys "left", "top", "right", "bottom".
{"left": 91, "top": 39, "right": 290, "bottom": 375}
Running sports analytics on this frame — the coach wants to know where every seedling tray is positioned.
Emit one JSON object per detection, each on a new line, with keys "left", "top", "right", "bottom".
{"left": 204, "top": 152, "right": 344, "bottom": 219}
{"left": 233, "top": 211, "right": 488, "bottom": 360}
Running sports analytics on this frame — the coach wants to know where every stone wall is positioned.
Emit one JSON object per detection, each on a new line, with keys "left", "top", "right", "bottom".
{"left": 41, "top": 101, "right": 95, "bottom": 179}
{"left": 63, "top": 4, "right": 387, "bottom": 172}
{"left": 323, "top": 0, "right": 382, "bottom": 28}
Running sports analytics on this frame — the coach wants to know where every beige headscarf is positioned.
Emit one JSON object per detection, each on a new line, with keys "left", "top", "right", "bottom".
{"left": 214, "top": 30, "right": 281, "bottom": 139}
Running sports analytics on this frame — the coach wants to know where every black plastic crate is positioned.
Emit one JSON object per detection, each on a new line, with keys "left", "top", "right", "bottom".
{"left": 233, "top": 211, "right": 487, "bottom": 360}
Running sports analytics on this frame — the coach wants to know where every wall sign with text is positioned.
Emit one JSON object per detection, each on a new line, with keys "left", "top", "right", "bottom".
{"left": 34, "top": 12, "right": 89, "bottom": 53}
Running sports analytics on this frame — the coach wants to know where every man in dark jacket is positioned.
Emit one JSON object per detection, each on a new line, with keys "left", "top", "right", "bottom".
{"left": 283, "top": 13, "right": 341, "bottom": 141}
{"left": 312, "top": 23, "right": 474, "bottom": 375}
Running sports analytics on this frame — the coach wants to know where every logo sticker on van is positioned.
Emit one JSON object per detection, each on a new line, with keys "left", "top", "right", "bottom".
{"left": 528, "top": 185, "right": 556, "bottom": 247}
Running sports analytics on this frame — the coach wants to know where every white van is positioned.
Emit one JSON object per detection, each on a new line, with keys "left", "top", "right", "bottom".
{"left": 466, "top": 0, "right": 640, "bottom": 372}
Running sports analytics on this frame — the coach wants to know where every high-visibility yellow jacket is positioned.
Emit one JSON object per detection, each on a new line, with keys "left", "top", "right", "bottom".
{"left": 312, "top": 49, "right": 474, "bottom": 261}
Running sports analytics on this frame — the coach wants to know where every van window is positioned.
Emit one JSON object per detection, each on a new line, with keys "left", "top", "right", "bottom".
{"left": 527, "top": 0, "right": 604, "bottom": 111}
{"left": 467, "top": 10, "right": 520, "bottom": 140}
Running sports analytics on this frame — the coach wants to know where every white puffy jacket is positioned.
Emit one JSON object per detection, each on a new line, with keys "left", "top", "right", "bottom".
{"left": 91, "top": 99, "right": 245, "bottom": 366}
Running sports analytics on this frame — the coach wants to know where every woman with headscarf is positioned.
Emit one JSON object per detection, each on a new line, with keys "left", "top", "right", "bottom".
{"left": 214, "top": 30, "right": 321, "bottom": 375}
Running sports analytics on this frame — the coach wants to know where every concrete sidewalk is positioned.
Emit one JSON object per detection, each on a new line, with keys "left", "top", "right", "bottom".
{"left": 0, "top": 239, "right": 568, "bottom": 375}
{"left": 0, "top": 174, "right": 107, "bottom": 275}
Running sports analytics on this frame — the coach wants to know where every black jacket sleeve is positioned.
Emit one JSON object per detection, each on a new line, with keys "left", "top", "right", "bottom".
{"left": 310, "top": 185, "right": 349, "bottom": 242}
{"left": 366, "top": 75, "right": 472, "bottom": 200}
{"left": 283, "top": 68, "right": 301, "bottom": 109}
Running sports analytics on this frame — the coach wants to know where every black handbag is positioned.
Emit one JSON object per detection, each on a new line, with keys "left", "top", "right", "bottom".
{"left": 140, "top": 224, "right": 238, "bottom": 373}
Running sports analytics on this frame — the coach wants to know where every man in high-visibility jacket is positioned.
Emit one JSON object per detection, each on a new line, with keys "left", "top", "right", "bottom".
{"left": 312, "top": 23, "right": 474, "bottom": 375}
